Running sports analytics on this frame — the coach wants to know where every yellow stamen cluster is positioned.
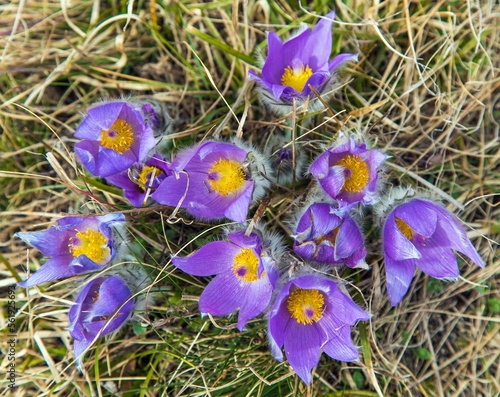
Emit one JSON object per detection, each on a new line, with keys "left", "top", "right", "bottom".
{"left": 232, "top": 248, "right": 260, "bottom": 283}
{"left": 69, "top": 228, "right": 109, "bottom": 264}
{"left": 395, "top": 217, "right": 414, "bottom": 240}
{"left": 336, "top": 155, "right": 370, "bottom": 193}
{"left": 287, "top": 288, "right": 325, "bottom": 325}
{"left": 100, "top": 118, "right": 134, "bottom": 154}
{"left": 315, "top": 227, "right": 340, "bottom": 246}
{"left": 208, "top": 158, "right": 246, "bottom": 196}
{"left": 281, "top": 65, "right": 313, "bottom": 92}
{"left": 137, "top": 165, "right": 162, "bottom": 191}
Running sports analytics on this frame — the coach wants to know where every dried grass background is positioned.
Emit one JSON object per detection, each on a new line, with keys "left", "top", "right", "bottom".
{"left": 0, "top": 0, "right": 499, "bottom": 396}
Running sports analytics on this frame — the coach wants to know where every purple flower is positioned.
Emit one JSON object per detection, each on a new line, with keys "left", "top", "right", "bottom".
{"left": 172, "top": 230, "right": 279, "bottom": 330}
{"left": 152, "top": 141, "right": 269, "bottom": 223}
{"left": 310, "top": 137, "right": 386, "bottom": 206}
{"left": 68, "top": 275, "right": 134, "bottom": 370}
{"left": 17, "top": 213, "right": 125, "bottom": 287}
{"left": 74, "top": 101, "right": 157, "bottom": 177}
{"left": 268, "top": 273, "right": 370, "bottom": 384}
{"left": 382, "top": 198, "right": 485, "bottom": 306}
{"left": 293, "top": 203, "right": 367, "bottom": 268}
{"left": 248, "top": 11, "right": 358, "bottom": 110}
{"left": 105, "top": 154, "right": 172, "bottom": 207}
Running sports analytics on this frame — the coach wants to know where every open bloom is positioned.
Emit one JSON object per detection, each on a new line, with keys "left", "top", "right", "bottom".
{"left": 172, "top": 230, "right": 279, "bottom": 330}
{"left": 310, "top": 136, "right": 386, "bottom": 206}
{"left": 68, "top": 275, "right": 134, "bottom": 370}
{"left": 17, "top": 213, "right": 125, "bottom": 287}
{"left": 293, "top": 203, "right": 366, "bottom": 268}
{"left": 382, "top": 198, "right": 485, "bottom": 306}
{"left": 152, "top": 141, "right": 269, "bottom": 223}
{"left": 268, "top": 273, "right": 370, "bottom": 384}
{"left": 74, "top": 101, "right": 156, "bottom": 177}
{"left": 106, "top": 154, "right": 172, "bottom": 207}
{"left": 248, "top": 11, "right": 358, "bottom": 112}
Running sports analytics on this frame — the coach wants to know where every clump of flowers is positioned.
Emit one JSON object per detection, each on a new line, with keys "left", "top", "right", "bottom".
{"left": 12, "top": 7, "right": 488, "bottom": 389}
{"left": 310, "top": 135, "right": 386, "bottom": 206}
{"left": 74, "top": 101, "right": 157, "bottom": 177}
{"left": 17, "top": 214, "right": 125, "bottom": 287}
{"left": 381, "top": 195, "right": 485, "bottom": 306}
{"left": 152, "top": 140, "right": 271, "bottom": 223}
{"left": 172, "top": 228, "right": 280, "bottom": 330}
{"left": 268, "top": 273, "right": 370, "bottom": 384}
{"left": 249, "top": 11, "right": 358, "bottom": 113}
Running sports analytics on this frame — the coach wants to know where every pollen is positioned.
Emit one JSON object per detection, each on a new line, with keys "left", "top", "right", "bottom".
{"left": 281, "top": 65, "right": 313, "bottom": 93}
{"left": 315, "top": 226, "right": 340, "bottom": 246}
{"left": 100, "top": 118, "right": 134, "bottom": 154}
{"left": 137, "top": 165, "right": 162, "bottom": 191}
{"left": 69, "top": 228, "right": 110, "bottom": 264}
{"left": 232, "top": 248, "right": 260, "bottom": 283}
{"left": 287, "top": 288, "right": 325, "bottom": 325}
{"left": 395, "top": 217, "right": 414, "bottom": 240}
{"left": 208, "top": 158, "right": 246, "bottom": 196}
{"left": 336, "top": 155, "right": 370, "bottom": 193}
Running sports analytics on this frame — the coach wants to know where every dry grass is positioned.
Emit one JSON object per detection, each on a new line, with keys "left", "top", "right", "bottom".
{"left": 1, "top": 0, "right": 499, "bottom": 396}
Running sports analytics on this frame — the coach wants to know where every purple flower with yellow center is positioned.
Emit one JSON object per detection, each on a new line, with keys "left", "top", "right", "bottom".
{"left": 17, "top": 214, "right": 125, "bottom": 287}
{"left": 152, "top": 141, "right": 268, "bottom": 223}
{"left": 248, "top": 11, "right": 358, "bottom": 110}
{"left": 68, "top": 275, "right": 134, "bottom": 370}
{"left": 105, "top": 154, "right": 172, "bottom": 207}
{"left": 171, "top": 230, "right": 279, "bottom": 330}
{"left": 74, "top": 101, "right": 156, "bottom": 177}
{"left": 268, "top": 273, "right": 370, "bottom": 384}
{"left": 310, "top": 137, "right": 386, "bottom": 206}
{"left": 293, "top": 203, "right": 367, "bottom": 268}
{"left": 382, "top": 198, "right": 485, "bottom": 306}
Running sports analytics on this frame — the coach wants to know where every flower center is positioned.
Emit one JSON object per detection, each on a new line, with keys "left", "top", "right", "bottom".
{"left": 137, "top": 165, "right": 162, "bottom": 191}
{"left": 315, "top": 226, "right": 340, "bottom": 246}
{"left": 100, "top": 118, "right": 134, "bottom": 154}
{"left": 208, "top": 158, "right": 246, "bottom": 196}
{"left": 287, "top": 288, "right": 325, "bottom": 325}
{"left": 281, "top": 65, "right": 313, "bottom": 92}
{"left": 336, "top": 155, "right": 370, "bottom": 193}
{"left": 395, "top": 217, "right": 414, "bottom": 240}
{"left": 232, "top": 248, "right": 261, "bottom": 283}
{"left": 69, "top": 228, "right": 110, "bottom": 264}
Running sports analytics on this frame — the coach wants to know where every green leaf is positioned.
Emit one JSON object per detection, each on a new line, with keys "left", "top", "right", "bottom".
{"left": 414, "top": 347, "right": 432, "bottom": 360}
{"left": 353, "top": 370, "right": 365, "bottom": 389}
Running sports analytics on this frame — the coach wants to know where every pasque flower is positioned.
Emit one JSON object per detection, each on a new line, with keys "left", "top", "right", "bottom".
{"left": 17, "top": 213, "right": 125, "bottom": 287}
{"left": 268, "top": 273, "right": 370, "bottom": 384}
{"left": 248, "top": 11, "right": 358, "bottom": 112}
{"left": 152, "top": 141, "right": 270, "bottom": 223}
{"left": 68, "top": 275, "right": 134, "bottom": 370}
{"left": 310, "top": 136, "right": 386, "bottom": 206}
{"left": 293, "top": 203, "right": 367, "bottom": 268}
{"left": 382, "top": 198, "right": 485, "bottom": 306}
{"left": 171, "top": 229, "right": 279, "bottom": 330}
{"left": 106, "top": 154, "right": 172, "bottom": 207}
{"left": 74, "top": 101, "right": 156, "bottom": 177}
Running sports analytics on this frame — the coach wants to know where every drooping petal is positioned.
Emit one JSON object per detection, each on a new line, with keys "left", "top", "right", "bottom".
{"left": 334, "top": 215, "right": 364, "bottom": 260}
{"left": 172, "top": 242, "right": 239, "bottom": 276}
{"left": 18, "top": 255, "right": 75, "bottom": 287}
{"left": 329, "top": 53, "right": 359, "bottom": 72}
{"left": 321, "top": 324, "right": 359, "bottom": 362}
{"left": 236, "top": 277, "right": 273, "bottom": 330}
{"left": 198, "top": 270, "right": 249, "bottom": 317}
{"left": 284, "top": 321, "right": 324, "bottom": 385}
{"left": 414, "top": 233, "right": 460, "bottom": 279}
{"left": 384, "top": 256, "right": 416, "bottom": 306}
